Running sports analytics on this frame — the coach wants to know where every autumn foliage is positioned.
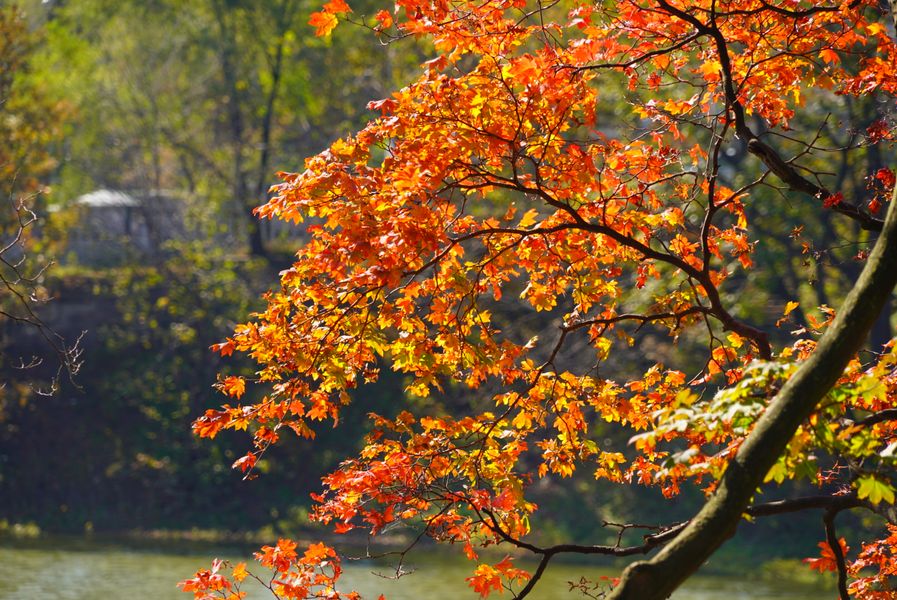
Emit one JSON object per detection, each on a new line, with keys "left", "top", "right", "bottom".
{"left": 178, "top": 540, "right": 366, "bottom": 600}
{"left": 183, "top": 0, "right": 897, "bottom": 597}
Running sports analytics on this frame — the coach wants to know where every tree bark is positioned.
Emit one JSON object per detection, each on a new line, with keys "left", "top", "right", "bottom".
{"left": 608, "top": 183, "right": 897, "bottom": 599}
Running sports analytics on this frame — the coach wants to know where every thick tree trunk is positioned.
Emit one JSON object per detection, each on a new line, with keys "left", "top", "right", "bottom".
{"left": 608, "top": 184, "right": 897, "bottom": 600}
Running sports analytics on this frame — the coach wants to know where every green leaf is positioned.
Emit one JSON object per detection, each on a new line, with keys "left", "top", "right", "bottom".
{"left": 858, "top": 374, "right": 888, "bottom": 403}
{"left": 857, "top": 475, "right": 896, "bottom": 505}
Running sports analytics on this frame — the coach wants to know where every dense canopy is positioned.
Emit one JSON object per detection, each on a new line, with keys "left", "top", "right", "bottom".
{"left": 182, "top": 1, "right": 897, "bottom": 598}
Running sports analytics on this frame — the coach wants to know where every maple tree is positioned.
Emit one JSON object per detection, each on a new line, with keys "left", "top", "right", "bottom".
{"left": 183, "top": 0, "right": 897, "bottom": 598}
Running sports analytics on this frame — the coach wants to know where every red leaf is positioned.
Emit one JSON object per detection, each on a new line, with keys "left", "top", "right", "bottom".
{"left": 823, "top": 192, "right": 843, "bottom": 208}
{"left": 232, "top": 453, "right": 257, "bottom": 472}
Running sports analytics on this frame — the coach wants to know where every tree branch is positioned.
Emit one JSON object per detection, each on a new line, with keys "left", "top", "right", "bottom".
{"left": 856, "top": 408, "right": 897, "bottom": 427}
{"left": 823, "top": 507, "right": 850, "bottom": 600}
{"left": 655, "top": 0, "right": 883, "bottom": 232}
{"left": 608, "top": 181, "right": 897, "bottom": 598}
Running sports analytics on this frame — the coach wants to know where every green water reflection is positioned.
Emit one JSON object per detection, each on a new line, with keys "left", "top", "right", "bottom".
{"left": 0, "top": 539, "right": 830, "bottom": 599}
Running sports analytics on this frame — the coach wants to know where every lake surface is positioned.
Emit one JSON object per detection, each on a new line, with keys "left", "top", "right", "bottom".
{"left": 0, "top": 537, "right": 830, "bottom": 599}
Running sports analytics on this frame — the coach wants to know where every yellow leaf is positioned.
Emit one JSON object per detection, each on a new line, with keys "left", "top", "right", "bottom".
{"left": 698, "top": 60, "right": 720, "bottom": 81}
{"left": 858, "top": 374, "right": 888, "bottom": 403}
{"left": 784, "top": 301, "right": 799, "bottom": 316}
{"left": 232, "top": 562, "right": 248, "bottom": 583}
{"left": 517, "top": 208, "right": 539, "bottom": 229}
{"left": 764, "top": 461, "right": 787, "bottom": 484}
{"left": 512, "top": 410, "right": 533, "bottom": 429}
{"left": 867, "top": 22, "right": 886, "bottom": 36}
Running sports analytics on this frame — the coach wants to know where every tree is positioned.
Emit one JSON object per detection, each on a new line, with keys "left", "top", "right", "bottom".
{"left": 182, "top": 0, "right": 897, "bottom": 598}
{"left": 39, "top": 0, "right": 421, "bottom": 260}
{"left": 0, "top": 4, "right": 80, "bottom": 390}
{"left": 0, "top": 0, "right": 432, "bottom": 535}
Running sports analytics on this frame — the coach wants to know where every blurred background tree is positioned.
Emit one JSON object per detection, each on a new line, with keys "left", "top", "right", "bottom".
{"left": 0, "top": 4, "right": 79, "bottom": 398}
{"left": 1, "top": 0, "right": 420, "bottom": 535}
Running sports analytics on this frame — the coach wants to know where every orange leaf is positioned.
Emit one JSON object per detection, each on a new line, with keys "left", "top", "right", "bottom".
{"left": 309, "top": 11, "right": 338, "bottom": 36}
{"left": 221, "top": 375, "right": 246, "bottom": 399}
{"left": 804, "top": 539, "right": 849, "bottom": 573}
{"left": 820, "top": 48, "right": 840, "bottom": 64}
{"left": 374, "top": 9, "right": 393, "bottom": 28}
{"left": 517, "top": 208, "right": 539, "bottom": 229}
{"left": 232, "top": 453, "right": 257, "bottom": 472}
{"left": 322, "top": 0, "right": 351, "bottom": 14}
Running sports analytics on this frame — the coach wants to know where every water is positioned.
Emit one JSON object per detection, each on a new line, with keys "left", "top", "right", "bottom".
{"left": 0, "top": 538, "right": 830, "bottom": 599}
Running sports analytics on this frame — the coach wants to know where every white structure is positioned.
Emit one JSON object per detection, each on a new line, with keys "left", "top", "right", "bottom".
{"left": 68, "top": 189, "right": 186, "bottom": 264}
